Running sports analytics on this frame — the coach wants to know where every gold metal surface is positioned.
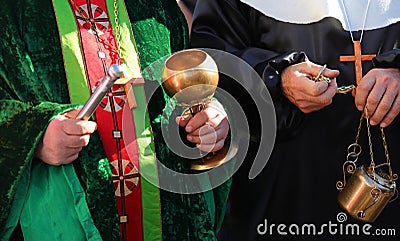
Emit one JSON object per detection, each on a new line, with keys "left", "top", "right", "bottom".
{"left": 162, "top": 49, "right": 219, "bottom": 107}
{"left": 190, "top": 143, "right": 238, "bottom": 171}
{"left": 338, "top": 166, "right": 395, "bottom": 222}
{"left": 336, "top": 105, "right": 397, "bottom": 222}
{"left": 162, "top": 49, "right": 234, "bottom": 170}
{"left": 337, "top": 84, "right": 356, "bottom": 94}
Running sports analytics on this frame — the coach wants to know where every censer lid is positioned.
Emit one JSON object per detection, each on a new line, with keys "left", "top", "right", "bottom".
{"left": 364, "top": 166, "right": 396, "bottom": 190}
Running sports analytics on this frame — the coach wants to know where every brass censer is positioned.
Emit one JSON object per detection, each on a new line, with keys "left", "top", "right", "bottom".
{"left": 162, "top": 49, "right": 231, "bottom": 170}
{"left": 336, "top": 106, "right": 398, "bottom": 222}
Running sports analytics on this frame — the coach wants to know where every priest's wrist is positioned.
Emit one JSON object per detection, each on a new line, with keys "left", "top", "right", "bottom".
{"left": 262, "top": 51, "right": 307, "bottom": 99}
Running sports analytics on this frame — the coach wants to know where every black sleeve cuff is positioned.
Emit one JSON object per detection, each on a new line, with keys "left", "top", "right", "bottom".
{"left": 372, "top": 49, "right": 400, "bottom": 69}
{"left": 267, "top": 51, "right": 308, "bottom": 73}
{"left": 261, "top": 52, "right": 307, "bottom": 140}
{"left": 261, "top": 51, "right": 307, "bottom": 99}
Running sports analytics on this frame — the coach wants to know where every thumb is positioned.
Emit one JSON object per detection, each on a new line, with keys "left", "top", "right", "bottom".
{"left": 63, "top": 107, "right": 83, "bottom": 119}
{"left": 303, "top": 62, "right": 340, "bottom": 79}
{"left": 323, "top": 68, "right": 340, "bottom": 79}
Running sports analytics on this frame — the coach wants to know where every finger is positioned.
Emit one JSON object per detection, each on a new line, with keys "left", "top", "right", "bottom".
{"left": 80, "top": 134, "right": 91, "bottom": 147}
{"left": 323, "top": 77, "right": 338, "bottom": 99}
{"left": 63, "top": 120, "right": 97, "bottom": 135}
{"left": 283, "top": 62, "right": 339, "bottom": 98}
{"left": 64, "top": 134, "right": 91, "bottom": 148}
{"left": 368, "top": 88, "right": 393, "bottom": 125}
{"left": 63, "top": 107, "right": 82, "bottom": 119}
{"left": 188, "top": 123, "right": 214, "bottom": 137}
{"left": 188, "top": 126, "right": 228, "bottom": 144}
{"left": 300, "top": 62, "right": 340, "bottom": 79}
{"left": 187, "top": 130, "right": 227, "bottom": 144}
{"left": 189, "top": 114, "right": 228, "bottom": 136}
{"left": 197, "top": 139, "right": 225, "bottom": 153}
{"left": 306, "top": 67, "right": 339, "bottom": 97}
{"left": 188, "top": 101, "right": 226, "bottom": 130}
{"left": 380, "top": 95, "right": 400, "bottom": 127}
{"left": 312, "top": 81, "right": 330, "bottom": 96}
{"left": 293, "top": 74, "right": 330, "bottom": 97}
{"left": 176, "top": 115, "right": 191, "bottom": 127}
{"left": 315, "top": 77, "right": 338, "bottom": 97}
{"left": 185, "top": 109, "right": 218, "bottom": 133}
{"left": 355, "top": 75, "right": 376, "bottom": 111}
{"left": 188, "top": 131, "right": 216, "bottom": 145}
{"left": 366, "top": 83, "right": 387, "bottom": 118}
{"left": 301, "top": 78, "right": 337, "bottom": 108}
{"left": 325, "top": 69, "right": 341, "bottom": 79}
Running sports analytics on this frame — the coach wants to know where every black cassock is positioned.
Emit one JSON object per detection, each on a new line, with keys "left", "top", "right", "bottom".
{"left": 191, "top": 0, "right": 400, "bottom": 240}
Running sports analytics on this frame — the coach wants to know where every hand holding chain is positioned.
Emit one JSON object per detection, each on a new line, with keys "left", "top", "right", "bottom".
{"left": 313, "top": 64, "right": 356, "bottom": 94}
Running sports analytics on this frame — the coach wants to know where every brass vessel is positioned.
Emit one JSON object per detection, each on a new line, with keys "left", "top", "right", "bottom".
{"left": 162, "top": 49, "right": 232, "bottom": 170}
{"left": 162, "top": 49, "right": 218, "bottom": 108}
{"left": 338, "top": 165, "right": 396, "bottom": 222}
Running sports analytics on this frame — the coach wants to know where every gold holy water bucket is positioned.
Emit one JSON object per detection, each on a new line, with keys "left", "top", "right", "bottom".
{"left": 338, "top": 165, "right": 396, "bottom": 222}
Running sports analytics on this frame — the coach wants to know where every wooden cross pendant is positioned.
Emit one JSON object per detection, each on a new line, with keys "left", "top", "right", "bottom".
{"left": 339, "top": 40, "right": 376, "bottom": 84}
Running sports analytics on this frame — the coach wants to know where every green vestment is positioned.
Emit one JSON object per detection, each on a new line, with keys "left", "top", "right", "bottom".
{"left": 0, "top": 0, "right": 231, "bottom": 240}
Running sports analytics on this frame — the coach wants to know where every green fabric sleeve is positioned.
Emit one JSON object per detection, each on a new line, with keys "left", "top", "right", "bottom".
{"left": 18, "top": 163, "right": 102, "bottom": 241}
{"left": 0, "top": 100, "right": 77, "bottom": 239}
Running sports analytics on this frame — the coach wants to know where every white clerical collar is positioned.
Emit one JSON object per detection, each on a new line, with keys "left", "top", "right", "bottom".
{"left": 240, "top": 0, "right": 400, "bottom": 31}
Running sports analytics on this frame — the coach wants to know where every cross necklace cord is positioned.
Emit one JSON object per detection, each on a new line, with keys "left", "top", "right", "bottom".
{"left": 339, "top": 0, "right": 376, "bottom": 85}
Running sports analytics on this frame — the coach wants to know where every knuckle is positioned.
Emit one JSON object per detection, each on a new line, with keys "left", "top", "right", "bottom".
{"left": 52, "top": 158, "right": 63, "bottom": 166}
{"left": 59, "top": 119, "right": 67, "bottom": 131}
{"left": 322, "top": 97, "right": 332, "bottom": 106}
{"left": 370, "top": 116, "right": 382, "bottom": 126}
{"left": 297, "top": 102, "right": 307, "bottom": 110}
{"left": 81, "top": 135, "right": 90, "bottom": 146}
{"left": 222, "top": 127, "right": 230, "bottom": 138}
{"left": 297, "top": 99, "right": 311, "bottom": 109}
{"left": 311, "top": 88, "right": 319, "bottom": 97}
{"left": 379, "top": 101, "right": 391, "bottom": 112}
{"left": 292, "top": 93, "right": 302, "bottom": 102}
{"left": 65, "top": 154, "right": 79, "bottom": 165}
{"left": 354, "top": 97, "right": 364, "bottom": 106}
{"left": 390, "top": 106, "right": 400, "bottom": 118}
{"left": 72, "top": 153, "right": 79, "bottom": 162}
{"left": 188, "top": 135, "right": 197, "bottom": 143}
{"left": 368, "top": 97, "right": 379, "bottom": 106}
{"left": 298, "top": 104, "right": 308, "bottom": 114}
{"left": 381, "top": 74, "right": 390, "bottom": 83}
{"left": 214, "top": 140, "right": 225, "bottom": 152}
{"left": 391, "top": 81, "right": 400, "bottom": 91}
{"left": 357, "top": 84, "right": 370, "bottom": 92}
{"left": 79, "top": 123, "right": 88, "bottom": 134}
{"left": 292, "top": 80, "right": 302, "bottom": 91}
{"left": 199, "top": 110, "right": 209, "bottom": 119}
{"left": 300, "top": 106, "right": 312, "bottom": 113}
{"left": 199, "top": 143, "right": 214, "bottom": 153}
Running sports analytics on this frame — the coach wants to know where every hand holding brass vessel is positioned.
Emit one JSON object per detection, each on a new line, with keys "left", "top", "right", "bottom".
{"left": 162, "top": 49, "right": 232, "bottom": 170}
